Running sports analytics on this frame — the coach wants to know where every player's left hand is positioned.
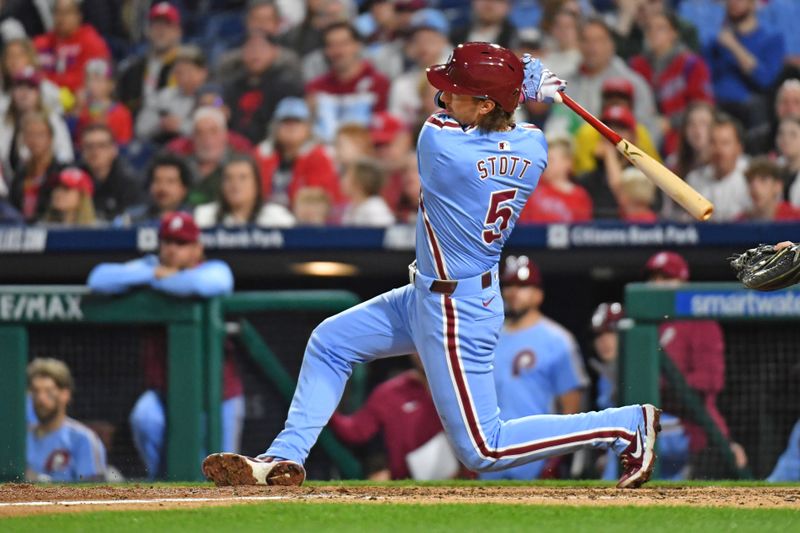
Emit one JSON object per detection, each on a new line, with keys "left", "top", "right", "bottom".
{"left": 520, "top": 54, "right": 566, "bottom": 104}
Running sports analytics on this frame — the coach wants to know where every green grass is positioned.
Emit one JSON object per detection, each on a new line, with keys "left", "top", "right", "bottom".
{"left": 2, "top": 503, "right": 798, "bottom": 533}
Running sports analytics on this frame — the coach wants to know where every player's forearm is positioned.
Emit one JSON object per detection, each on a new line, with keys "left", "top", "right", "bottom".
{"left": 557, "top": 389, "right": 584, "bottom": 415}
{"left": 150, "top": 262, "right": 233, "bottom": 297}
{"left": 87, "top": 261, "right": 156, "bottom": 293}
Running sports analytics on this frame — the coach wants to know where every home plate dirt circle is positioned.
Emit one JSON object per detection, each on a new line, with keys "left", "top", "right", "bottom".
{"left": 1, "top": 484, "right": 798, "bottom": 517}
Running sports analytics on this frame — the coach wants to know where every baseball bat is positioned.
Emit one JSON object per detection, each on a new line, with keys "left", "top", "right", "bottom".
{"left": 554, "top": 92, "right": 714, "bottom": 222}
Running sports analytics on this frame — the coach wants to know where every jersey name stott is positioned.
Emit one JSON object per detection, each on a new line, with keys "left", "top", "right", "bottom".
{"left": 476, "top": 155, "right": 533, "bottom": 181}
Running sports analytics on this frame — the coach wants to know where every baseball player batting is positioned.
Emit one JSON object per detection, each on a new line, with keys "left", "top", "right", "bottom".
{"left": 202, "top": 42, "right": 661, "bottom": 489}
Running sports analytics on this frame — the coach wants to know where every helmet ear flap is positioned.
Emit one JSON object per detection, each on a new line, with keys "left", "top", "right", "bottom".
{"left": 434, "top": 90, "right": 445, "bottom": 109}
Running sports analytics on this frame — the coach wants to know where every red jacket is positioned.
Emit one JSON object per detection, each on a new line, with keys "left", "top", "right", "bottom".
{"left": 658, "top": 320, "right": 728, "bottom": 453}
{"left": 518, "top": 181, "right": 593, "bottom": 223}
{"left": 306, "top": 61, "right": 390, "bottom": 112}
{"left": 255, "top": 141, "right": 341, "bottom": 205}
{"left": 329, "top": 370, "right": 444, "bottom": 479}
{"left": 630, "top": 49, "right": 713, "bottom": 155}
{"left": 76, "top": 101, "right": 133, "bottom": 144}
{"left": 34, "top": 24, "right": 110, "bottom": 92}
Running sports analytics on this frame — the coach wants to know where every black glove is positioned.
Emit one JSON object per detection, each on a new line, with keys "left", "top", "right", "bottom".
{"left": 729, "top": 243, "right": 800, "bottom": 291}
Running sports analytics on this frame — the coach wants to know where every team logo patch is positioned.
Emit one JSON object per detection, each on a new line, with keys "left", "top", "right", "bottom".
{"left": 45, "top": 449, "right": 72, "bottom": 472}
{"left": 498, "top": 141, "right": 511, "bottom": 152}
{"left": 512, "top": 349, "right": 536, "bottom": 376}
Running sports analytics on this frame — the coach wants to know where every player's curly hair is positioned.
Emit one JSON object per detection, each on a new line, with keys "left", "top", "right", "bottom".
{"left": 476, "top": 101, "right": 515, "bottom": 133}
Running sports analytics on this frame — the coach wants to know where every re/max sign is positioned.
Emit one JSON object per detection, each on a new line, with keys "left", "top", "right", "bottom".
{"left": 0, "top": 294, "right": 83, "bottom": 321}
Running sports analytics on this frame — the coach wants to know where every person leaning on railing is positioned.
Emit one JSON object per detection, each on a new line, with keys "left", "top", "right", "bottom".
{"left": 86, "top": 212, "right": 243, "bottom": 479}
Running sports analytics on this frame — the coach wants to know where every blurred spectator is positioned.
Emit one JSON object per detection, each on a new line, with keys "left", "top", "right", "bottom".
{"left": 87, "top": 212, "right": 240, "bottom": 479}
{"left": 572, "top": 78, "right": 660, "bottom": 175}
{"left": 392, "top": 152, "right": 420, "bottom": 224}
{"left": 116, "top": 152, "right": 192, "bottom": 226}
{"left": 666, "top": 101, "right": 715, "bottom": 181}
{"left": 136, "top": 45, "right": 208, "bottom": 143}
{"left": 224, "top": 32, "right": 303, "bottom": 145}
{"left": 685, "top": 113, "right": 751, "bottom": 222}
{"left": 215, "top": 0, "right": 301, "bottom": 82}
{"left": 283, "top": 0, "right": 355, "bottom": 61}
{"left": 519, "top": 136, "right": 592, "bottom": 224}
{"left": 576, "top": 105, "right": 637, "bottom": 219}
{"left": 544, "top": 18, "right": 659, "bottom": 145}
{"left": 588, "top": 302, "right": 690, "bottom": 481}
{"left": 42, "top": 166, "right": 96, "bottom": 226}
{"left": 0, "top": 67, "right": 74, "bottom": 169}
{"left": 0, "top": 0, "right": 51, "bottom": 38}
{"left": 9, "top": 112, "right": 65, "bottom": 222}
{"left": 168, "top": 106, "right": 252, "bottom": 206}
{"left": 26, "top": 358, "right": 107, "bottom": 482}
{"left": 757, "top": 0, "right": 800, "bottom": 68}
{"left": 678, "top": 0, "right": 726, "bottom": 50}
{"left": 329, "top": 355, "right": 460, "bottom": 481}
{"left": 629, "top": 11, "right": 713, "bottom": 156}
{"left": 194, "top": 155, "right": 295, "bottom": 228}
{"left": 335, "top": 122, "right": 376, "bottom": 172}
{"left": 1, "top": 37, "right": 63, "bottom": 113}
{"left": 747, "top": 79, "right": 800, "bottom": 156}
{"left": 704, "top": 0, "right": 784, "bottom": 130}
{"left": 645, "top": 251, "right": 747, "bottom": 478}
{"left": 0, "top": 168, "right": 23, "bottom": 223}
{"left": 777, "top": 117, "right": 800, "bottom": 206}
{"left": 293, "top": 186, "right": 332, "bottom": 226}
{"left": 74, "top": 59, "right": 133, "bottom": 145}
{"left": 616, "top": 167, "right": 657, "bottom": 223}
{"left": 450, "top": 0, "right": 517, "bottom": 50}
{"left": 737, "top": 157, "right": 800, "bottom": 222}
{"left": 341, "top": 157, "right": 394, "bottom": 227}
{"left": 80, "top": 124, "right": 141, "bottom": 221}
{"left": 541, "top": 8, "right": 581, "bottom": 81}
{"left": 117, "top": 2, "right": 182, "bottom": 118}
{"left": 355, "top": 0, "right": 406, "bottom": 80}
{"left": 34, "top": 0, "right": 111, "bottom": 94}
{"left": 255, "top": 97, "right": 340, "bottom": 208}
{"left": 307, "top": 22, "right": 390, "bottom": 143}
{"left": 611, "top": 0, "right": 699, "bottom": 60}
{"left": 371, "top": 111, "right": 413, "bottom": 214}
{"left": 768, "top": 419, "right": 800, "bottom": 482}
{"left": 480, "top": 256, "right": 588, "bottom": 481}
{"left": 388, "top": 9, "right": 451, "bottom": 127}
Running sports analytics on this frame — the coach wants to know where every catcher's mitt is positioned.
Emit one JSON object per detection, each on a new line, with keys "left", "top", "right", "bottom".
{"left": 729, "top": 243, "right": 800, "bottom": 291}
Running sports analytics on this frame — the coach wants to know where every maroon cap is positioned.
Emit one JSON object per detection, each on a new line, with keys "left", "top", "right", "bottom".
{"left": 601, "top": 104, "right": 636, "bottom": 132}
{"left": 159, "top": 212, "right": 200, "bottom": 243}
{"left": 602, "top": 77, "right": 635, "bottom": 99}
{"left": 645, "top": 251, "right": 689, "bottom": 281}
{"left": 149, "top": 2, "right": 181, "bottom": 25}
{"left": 12, "top": 66, "right": 42, "bottom": 88}
{"left": 58, "top": 167, "right": 94, "bottom": 196}
{"left": 591, "top": 302, "right": 625, "bottom": 333}
{"left": 370, "top": 111, "right": 406, "bottom": 146}
{"left": 427, "top": 42, "right": 524, "bottom": 113}
{"left": 501, "top": 255, "right": 542, "bottom": 287}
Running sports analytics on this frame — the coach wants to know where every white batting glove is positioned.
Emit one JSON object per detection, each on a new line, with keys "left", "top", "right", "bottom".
{"left": 520, "top": 54, "right": 566, "bottom": 104}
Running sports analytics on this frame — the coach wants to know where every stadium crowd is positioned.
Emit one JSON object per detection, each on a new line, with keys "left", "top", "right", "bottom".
{"left": 0, "top": 0, "right": 799, "bottom": 228}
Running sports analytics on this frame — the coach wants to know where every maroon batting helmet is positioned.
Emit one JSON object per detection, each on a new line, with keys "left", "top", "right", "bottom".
{"left": 591, "top": 302, "right": 625, "bottom": 333}
{"left": 645, "top": 251, "right": 689, "bottom": 281}
{"left": 426, "top": 42, "right": 524, "bottom": 113}
{"left": 501, "top": 255, "right": 542, "bottom": 287}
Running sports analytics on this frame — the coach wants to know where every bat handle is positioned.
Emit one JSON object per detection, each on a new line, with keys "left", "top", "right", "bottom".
{"left": 556, "top": 92, "right": 623, "bottom": 145}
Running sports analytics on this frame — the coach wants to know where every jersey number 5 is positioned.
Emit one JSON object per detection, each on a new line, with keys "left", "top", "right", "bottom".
{"left": 482, "top": 189, "right": 517, "bottom": 244}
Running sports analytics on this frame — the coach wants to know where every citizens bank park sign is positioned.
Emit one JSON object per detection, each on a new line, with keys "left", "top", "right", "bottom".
{"left": 0, "top": 293, "right": 83, "bottom": 321}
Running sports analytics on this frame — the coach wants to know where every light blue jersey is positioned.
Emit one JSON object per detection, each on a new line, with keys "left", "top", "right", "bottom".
{"left": 27, "top": 418, "right": 106, "bottom": 482}
{"left": 481, "top": 318, "right": 589, "bottom": 480}
{"left": 494, "top": 318, "right": 589, "bottom": 420}
{"left": 415, "top": 113, "right": 547, "bottom": 280}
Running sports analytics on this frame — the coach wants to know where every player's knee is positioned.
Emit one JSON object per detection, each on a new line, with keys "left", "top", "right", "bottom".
{"left": 307, "top": 317, "right": 344, "bottom": 357}
{"left": 453, "top": 446, "right": 496, "bottom": 472}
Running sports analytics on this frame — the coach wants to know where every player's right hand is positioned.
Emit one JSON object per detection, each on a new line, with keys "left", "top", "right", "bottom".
{"left": 520, "top": 54, "right": 566, "bottom": 104}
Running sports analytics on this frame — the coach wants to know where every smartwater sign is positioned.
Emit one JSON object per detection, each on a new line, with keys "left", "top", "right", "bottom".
{"left": 675, "top": 290, "right": 800, "bottom": 318}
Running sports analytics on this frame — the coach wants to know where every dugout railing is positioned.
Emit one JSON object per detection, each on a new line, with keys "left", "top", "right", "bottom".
{"left": 622, "top": 282, "right": 800, "bottom": 479}
{"left": 0, "top": 287, "right": 364, "bottom": 482}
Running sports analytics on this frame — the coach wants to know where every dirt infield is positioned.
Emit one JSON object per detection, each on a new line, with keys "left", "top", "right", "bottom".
{"left": 1, "top": 484, "right": 798, "bottom": 517}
